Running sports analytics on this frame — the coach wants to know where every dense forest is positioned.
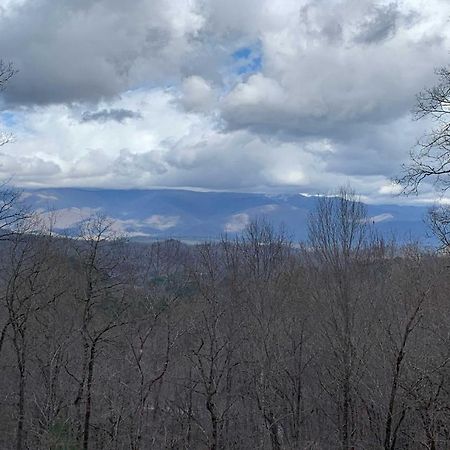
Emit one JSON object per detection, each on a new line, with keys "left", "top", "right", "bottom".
{"left": 0, "top": 187, "right": 449, "bottom": 450}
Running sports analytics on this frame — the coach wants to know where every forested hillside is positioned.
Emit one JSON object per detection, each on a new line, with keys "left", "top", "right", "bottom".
{"left": 0, "top": 188, "right": 449, "bottom": 450}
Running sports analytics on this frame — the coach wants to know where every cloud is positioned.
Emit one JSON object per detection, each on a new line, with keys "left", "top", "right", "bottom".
{"left": 0, "top": 152, "right": 60, "bottom": 179}
{"left": 0, "top": 0, "right": 449, "bottom": 204}
{"left": 0, "top": 0, "right": 205, "bottom": 104}
{"left": 218, "top": 0, "right": 449, "bottom": 140}
{"left": 353, "top": 3, "right": 401, "bottom": 44}
{"left": 0, "top": 86, "right": 439, "bottom": 202}
{"left": 81, "top": 108, "right": 142, "bottom": 123}
{"left": 224, "top": 213, "right": 250, "bottom": 232}
{"left": 36, "top": 207, "right": 166, "bottom": 237}
{"left": 179, "top": 76, "right": 216, "bottom": 112}
{"left": 31, "top": 192, "right": 59, "bottom": 202}
{"left": 144, "top": 214, "right": 179, "bottom": 230}
{"left": 366, "top": 213, "right": 394, "bottom": 223}
{"left": 38, "top": 206, "right": 99, "bottom": 229}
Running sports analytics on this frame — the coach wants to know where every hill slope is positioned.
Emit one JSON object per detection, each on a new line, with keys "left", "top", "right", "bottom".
{"left": 24, "top": 188, "right": 432, "bottom": 244}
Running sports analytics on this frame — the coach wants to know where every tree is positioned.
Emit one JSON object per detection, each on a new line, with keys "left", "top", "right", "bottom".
{"left": 0, "top": 61, "right": 25, "bottom": 231}
{"left": 307, "top": 188, "right": 373, "bottom": 450}
{"left": 69, "top": 215, "right": 128, "bottom": 450}
{"left": 427, "top": 205, "right": 450, "bottom": 253}
{"left": 228, "top": 220, "right": 307, "bottom": 449}
{"left": 397, "top": 66, "right": 450, "bottom": 252}
{"left": 0, "top": 60, "right": 16, "bottom": 91}
{"left": 0, "top": 216, "right": 66, "bottom": 450}
{"left": 0, "top": 186, "right": 31, "bottom": 240}
{"left": 398, "top": 67, "right": 450, "bottom": 194}
{"left": 0, "top": 60, "right": 16, "bottom": 147}
{"left": 187, "top": 242, "right": 242, "bottom": 450}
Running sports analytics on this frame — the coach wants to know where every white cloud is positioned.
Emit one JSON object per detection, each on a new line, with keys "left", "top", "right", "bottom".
{"left": 367, "top": 213, "right": 394, "bottom": 223}
{"left": 224, "top": 213, "right": 250, "bottom": 232}
{"left": 180, "top": 76, "right": 216, "bottom": 112}
{"left": 144, "top": 214, "right": 179, "bottom": 230}
{"left": 38, "top": 207, "right": 99, "bottom": 229}
{"left": 0, "top": 86, "right": 439, "bottom": 202}
{"left": 378, "top": 182, "right": 403, "bottom": 196}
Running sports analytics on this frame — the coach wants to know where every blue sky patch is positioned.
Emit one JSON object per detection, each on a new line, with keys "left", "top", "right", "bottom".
{"left": 233, "top": 47, "right": 252, "bottom": 60}
{"left": 232, "top": 43, "right": 262, "bottom": 76}
{"left": 0, "top": 111, "right": 18, "bottom": 127}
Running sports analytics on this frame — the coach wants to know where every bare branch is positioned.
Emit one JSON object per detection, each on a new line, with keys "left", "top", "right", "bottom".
{"left": 397, "top": 66, "right": 450, "bottom": 194}
{"left": 0, "top": 60, "right": 17, "bottom": 91}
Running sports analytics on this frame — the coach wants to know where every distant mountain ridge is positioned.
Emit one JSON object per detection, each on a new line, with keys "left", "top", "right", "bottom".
{"left": 22, "top": 188, "right": 432, "bottom": 245}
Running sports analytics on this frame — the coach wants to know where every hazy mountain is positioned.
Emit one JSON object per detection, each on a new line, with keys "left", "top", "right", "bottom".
{"left": 23, "top": 188, "right": 433, "bottom": 245}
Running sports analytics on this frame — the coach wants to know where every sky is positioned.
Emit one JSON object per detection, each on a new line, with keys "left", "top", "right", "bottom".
{"left": 0, "top": 0, "right": 449, "bottom": 204}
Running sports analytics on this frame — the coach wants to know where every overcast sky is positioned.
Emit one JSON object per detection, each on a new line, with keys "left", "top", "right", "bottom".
{"left": 0, "top": 0, "right": 449, "bottom": 203}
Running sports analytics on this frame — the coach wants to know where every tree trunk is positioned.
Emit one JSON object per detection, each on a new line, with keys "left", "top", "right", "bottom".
{"left": 206, "top": 395, "right": 219, "bottom": 450}
{"left": 15, "top": 341, "right": 26, "bottom": 450}
{"left": 82, "top": 344, "right": 96, "bottom": 450}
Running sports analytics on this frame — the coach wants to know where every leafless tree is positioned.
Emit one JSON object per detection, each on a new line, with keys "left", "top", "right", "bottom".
{"left": 398, "top": 67, "right": 450, "bottom": 194}
{"left": 185, "top": 242, "right": 244, "bottom": 450}
{"left": 307, "top": 188, "right": 373, "bottom": 450}
{"left": 0, "top": 60, "right": 16, "bottom": 91}
{"left": 68, "top": 215, "right": 129, "bottom": 450}
{"left": 0, "top": 186, "right": 32, "bottom": 239}
{"left": 0, "top": 60, "right": 17, "bottom": 147}
{"left": 120, "top": 241, "right": 187, "bottom": 449}
{"left": 0, "top": 217, "right": 66, "bottom": 450}
{"left": 427, "top": 205, "right": 450, "bottom": 253}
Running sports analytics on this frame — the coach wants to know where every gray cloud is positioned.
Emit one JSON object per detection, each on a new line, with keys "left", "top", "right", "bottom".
{"left": 0, "top": 0, "right": 205, "bottom": 105}
{"left": 222, "top": 30, "right": 446, "bottom": 141}
{"left": 353, "top": 3, "right": 400, "bottom": 44}
{"left": 0, "top": 0, "right": 449, "bottom": 203}
{"left": 81, "top": 108, "right": 142, "bottom": 123}
{"left": 179, "top": 76, "right": 216, "bottom": 112}
{"left": 0, "top": 152, "right": 60, "bottom": 177}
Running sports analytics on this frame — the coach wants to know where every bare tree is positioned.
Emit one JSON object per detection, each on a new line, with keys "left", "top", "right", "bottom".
{"left": 398, "top": 67, "right": 450, "bottom": 194}
{"left": 0, "top": 186, "right": 31, "bottom": 240}
{"left": 0, "top": 217, "right": 65, "bottom": 450}
{"left": 69, "top": 215, "right": 129, "bottom": 450}
{"left": 0, "top": 60, "right": 17, "bottom": 147}
{"left": 186, "top": 242, "right": 243, "bottom": 450}
{"left": 0, "top": 188, "right": 31, "bottom": 360}
{"left": 121, "top": 241, "right": 187, "bottom": 449}
{"left": 307, "top": 188, "right": 372, "bottom": 450}
{"left": 394, "top": 65, "right": 450, "bottom": 259}
{"left": 0, "top": 60, "right": 16, "bottom": 91}
{"left": 427, "top": 205, "right": 450, "bottom": 253}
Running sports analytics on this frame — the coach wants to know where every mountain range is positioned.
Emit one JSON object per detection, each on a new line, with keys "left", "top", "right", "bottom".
{"left": 22, "top": 188, "right": 433, "bottom": 245}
